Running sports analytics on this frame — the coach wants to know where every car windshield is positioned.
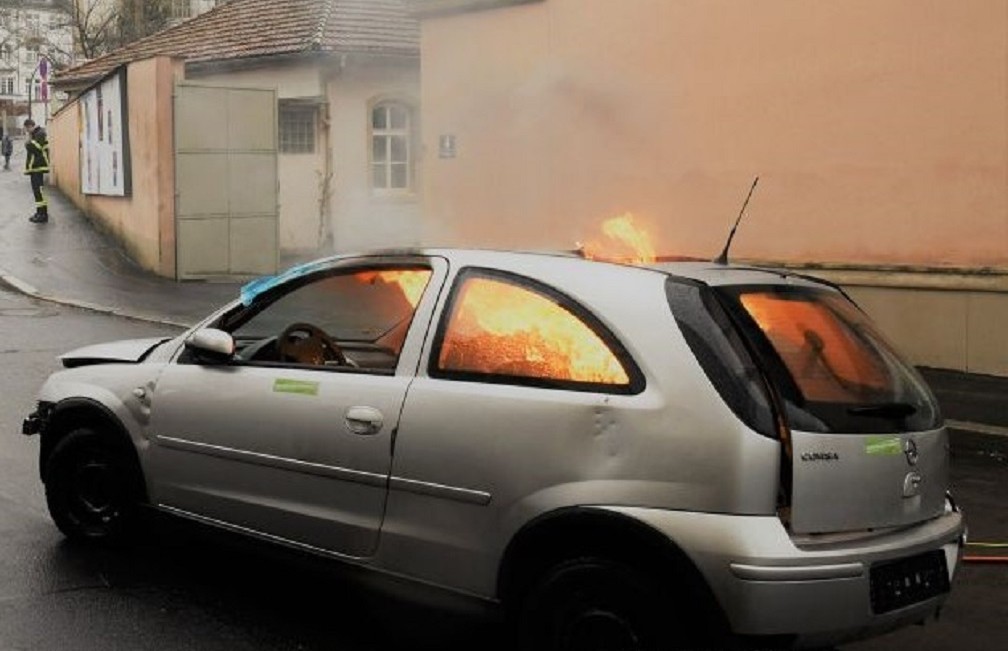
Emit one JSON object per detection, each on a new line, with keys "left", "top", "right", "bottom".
{"left": 720, "top": 285, "right": 941, "bottom": 433}
{"left": 228, "top": 268, "right": 431, "bottom": 343}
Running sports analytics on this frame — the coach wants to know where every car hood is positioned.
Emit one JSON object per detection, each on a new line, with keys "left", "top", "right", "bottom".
{"left": 61, "top": 337, "right": 172, "bottom": 369}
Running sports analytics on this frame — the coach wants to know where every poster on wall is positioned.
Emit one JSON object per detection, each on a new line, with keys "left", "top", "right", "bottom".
{"left": 79, "top": 68, "right": 131, "bottom": 196}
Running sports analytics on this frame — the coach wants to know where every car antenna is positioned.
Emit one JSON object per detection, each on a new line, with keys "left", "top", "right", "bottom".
{"left": 714, "top": 176, "right": 759, "bottom": 265}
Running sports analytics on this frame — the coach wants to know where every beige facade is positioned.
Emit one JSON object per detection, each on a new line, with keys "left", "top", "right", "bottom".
{"left": 326, "top": 60, "right": 423, "bottom": 251}
{"left": 193, "top": 62, "right": 329, "bottom": 252}
{"left": 49, "top": 57, "right": 181, "bottom": 277}
{"left": 414, "top": 0, "right": 1008, "bottom": 375}
{"left": 193, "top": 57, "right": 422, "bottom": 254}
{"left": 49, "top": 53, "right": 422, "bottom": 278}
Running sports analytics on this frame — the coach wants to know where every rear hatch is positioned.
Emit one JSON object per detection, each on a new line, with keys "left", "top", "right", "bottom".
{"left": 718, "top": 284, "right": 947, "bottom": 534}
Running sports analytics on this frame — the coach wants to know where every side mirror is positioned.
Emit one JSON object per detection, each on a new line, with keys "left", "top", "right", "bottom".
{"left": 184, "top": 328, "right": 235, "bottom": 364}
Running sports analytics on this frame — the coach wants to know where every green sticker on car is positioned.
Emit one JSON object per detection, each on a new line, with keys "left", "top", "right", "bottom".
{"left": 273, "top": 378, "right": 319, "bottom": 396}
{"left": 865, "top": 436, "right": 902, "bottom": 456}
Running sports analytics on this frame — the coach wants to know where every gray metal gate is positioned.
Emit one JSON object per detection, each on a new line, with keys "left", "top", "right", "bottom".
{"left": 174, "top": 83, "right": 278, "bottom": 280}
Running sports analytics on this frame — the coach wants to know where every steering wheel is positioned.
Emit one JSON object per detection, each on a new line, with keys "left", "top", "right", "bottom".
{"left": 277, "top": 322, "right": 349, "bottom": 366}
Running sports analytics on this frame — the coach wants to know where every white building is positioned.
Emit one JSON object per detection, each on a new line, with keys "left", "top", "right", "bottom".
{"left": 167, "top": 0, "right": 224, "bottom": 24}
{"left": 54, "top": 0, "right": 420, "bottom": 262}
{"left": 75, "top": 0, "right": 227, "bottom": 27}
{"left": 0, "top": 0, "right": 74, "bottom": 132}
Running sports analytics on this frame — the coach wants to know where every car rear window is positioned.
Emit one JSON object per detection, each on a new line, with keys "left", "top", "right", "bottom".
{"left": 665, "top": 278, "right": 777, "bottom": 438}
{"left": 720, "top": 285, "right": 941, "bottom": 433}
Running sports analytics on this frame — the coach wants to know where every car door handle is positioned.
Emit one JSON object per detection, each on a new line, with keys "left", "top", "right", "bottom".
{"left": 345, "top": 406, "right": 383, "bottom": 436}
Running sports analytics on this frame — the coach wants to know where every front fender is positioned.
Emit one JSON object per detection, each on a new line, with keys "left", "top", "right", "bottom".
{"left": 35, "top": 364, "right": 165, "bottom": 460}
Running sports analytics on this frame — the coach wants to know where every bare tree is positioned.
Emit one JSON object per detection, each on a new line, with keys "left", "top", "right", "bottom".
{"left": 115, "top": 0, "right": 172, "bottom": 49}
{"left": 46, "top": 1, "right": 174, "bottom": 63}
{"left": 43, "top": 1, "right": 117, "bottom": 62}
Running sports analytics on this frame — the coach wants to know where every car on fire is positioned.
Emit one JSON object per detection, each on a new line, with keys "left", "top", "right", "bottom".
{"left": 23, "top": 248, "right": 964, "bottom": 650}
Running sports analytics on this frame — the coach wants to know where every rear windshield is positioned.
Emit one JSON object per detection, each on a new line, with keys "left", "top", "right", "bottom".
{"left": 719, "top": 285, "right": 941, "bottom": 433}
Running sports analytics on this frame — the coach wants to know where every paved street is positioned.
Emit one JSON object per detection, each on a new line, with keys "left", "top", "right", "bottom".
{"left": 0, "top": 286, "right": 500, "bottom": 651}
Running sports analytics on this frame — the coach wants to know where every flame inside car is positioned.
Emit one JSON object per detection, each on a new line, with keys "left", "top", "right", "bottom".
{"left": 739, "top": 292, "right": 889, "bottom": 402}
{"left": 579, "top": 213, "right": 657, "bottom": 265}
{"left": 439, "top": 277, "right": 630, "bottom": 384}
{"left": 354, "top": 270, "right": 431, "bottom": 308}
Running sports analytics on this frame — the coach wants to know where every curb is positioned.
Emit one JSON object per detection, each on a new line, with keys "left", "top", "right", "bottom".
{"left": 946, "top": 420, "right": 1008, "bottom": 439}
{"left": 0, "top": 268, "right": 191, "bottom": 330}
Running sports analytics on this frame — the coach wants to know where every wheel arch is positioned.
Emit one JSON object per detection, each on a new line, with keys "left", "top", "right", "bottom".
{"left": 41, "top": 398, "right": 147, "bottom": 502}
{"left": 497, "top": 506, "right": 727, "bottom": 624}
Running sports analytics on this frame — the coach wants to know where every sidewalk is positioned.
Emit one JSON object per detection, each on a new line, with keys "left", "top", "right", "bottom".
{"left": 0, "top": 149, "right": 1005, "bottom": 445}
{"left": 0, "top": 147, "right": 249, "bottom": 328}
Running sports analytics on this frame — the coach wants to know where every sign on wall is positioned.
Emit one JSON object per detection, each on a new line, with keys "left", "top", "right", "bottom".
{"left": 80, "top": 68, "right": 131, "bottom": 196}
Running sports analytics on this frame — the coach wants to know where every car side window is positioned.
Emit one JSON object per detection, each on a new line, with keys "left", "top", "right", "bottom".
{"left": 431, "top": 269, "right": 642, "bottom": 393}
{"left": 216, "top": 267, "right": 432, "bottom": 373}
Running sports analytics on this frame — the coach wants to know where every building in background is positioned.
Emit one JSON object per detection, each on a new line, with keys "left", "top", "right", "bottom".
{"left": 52, "top": 0, "right": 419, "bottom": 262}
{"left": 0, "top": 0, "right": 74, "bottom": 132}
{"left": 409, "top": 0, "right": 1007, "bottom": 376}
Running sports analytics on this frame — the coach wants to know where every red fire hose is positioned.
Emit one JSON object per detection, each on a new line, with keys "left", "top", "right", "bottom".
{"left": 963, "top": 542, "right": 1008, "bottom": 564}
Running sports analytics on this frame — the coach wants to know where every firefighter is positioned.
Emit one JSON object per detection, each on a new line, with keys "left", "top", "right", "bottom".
{"left": 23, "top": 119, "right": 50, "bottom": 224}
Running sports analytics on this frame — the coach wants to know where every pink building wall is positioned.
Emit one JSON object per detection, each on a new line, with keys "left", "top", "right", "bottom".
{"left": 417, "top": 0, "right": 1008, "bottom": 376}
{"left": 419, "top": 0, "right": 1007, "bottom": 268}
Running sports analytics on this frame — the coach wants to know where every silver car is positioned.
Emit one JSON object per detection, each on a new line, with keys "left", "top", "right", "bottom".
{"left": 23, "top": 249, "right": 964, "bottom": 650}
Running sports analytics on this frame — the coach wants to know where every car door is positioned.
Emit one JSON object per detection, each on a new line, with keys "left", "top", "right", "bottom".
{"left": 146, "top": 256, "right": 446, "bottom": 558}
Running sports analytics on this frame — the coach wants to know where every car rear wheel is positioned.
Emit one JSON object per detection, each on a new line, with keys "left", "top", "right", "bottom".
{"left": 519, "top": 556, "right": 687, "bottom": 651}
{"left": 44, "top": 428, "right": 144, "bottom": 543}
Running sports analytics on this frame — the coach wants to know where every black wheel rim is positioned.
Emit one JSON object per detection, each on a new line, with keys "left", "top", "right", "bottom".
{"left": 561, "top": 607, "right": 642, "bottom": 651}
{"left": 68, "top": 452, "right": 124, "bottom": 532}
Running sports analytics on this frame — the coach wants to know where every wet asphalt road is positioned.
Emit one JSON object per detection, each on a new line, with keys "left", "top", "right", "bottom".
{"left": 0, "top": 286, "right": 1004, "bottom": 650}
{"left": 0, "top": 287, "right": 499, "bottom": 651}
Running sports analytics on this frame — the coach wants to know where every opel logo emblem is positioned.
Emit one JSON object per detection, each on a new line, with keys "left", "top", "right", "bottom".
{"left": 904, "top": 438, "right": 919, "bottom": 466}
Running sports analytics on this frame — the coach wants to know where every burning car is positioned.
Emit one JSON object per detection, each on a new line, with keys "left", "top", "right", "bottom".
{"left": 23, "top": 247, "right": 964, "bottom": 650}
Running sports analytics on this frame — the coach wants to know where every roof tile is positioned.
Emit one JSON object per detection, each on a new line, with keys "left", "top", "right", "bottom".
{"left": 56, "top": 0, "right": 418, "bottom": 87}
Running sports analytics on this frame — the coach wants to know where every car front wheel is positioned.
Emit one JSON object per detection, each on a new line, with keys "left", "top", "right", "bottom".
{"left": 44, "top": 428, "right": 144, "bottom": 543}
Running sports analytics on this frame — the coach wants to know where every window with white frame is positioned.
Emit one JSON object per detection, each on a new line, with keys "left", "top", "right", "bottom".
{"left": 26, "top": 14, "right": 40, "bottom": 38}
{"left": 170, "top": 0, "right": 193, "bottom": 20}
{"left": 1, "top": 77, "right": 14, "bottom": 96}
{"left": 25, "top": 77, "right": 40, "bottom": 98}
{"left": 371, "top": 101, "right": 412, "bottom": 192}
{"left": 279, "top": 104, "right": 316, "bottom": 154}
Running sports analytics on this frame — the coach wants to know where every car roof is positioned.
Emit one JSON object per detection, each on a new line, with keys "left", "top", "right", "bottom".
{"left": 327, "top": 247, "right": 837, "bottom": 292}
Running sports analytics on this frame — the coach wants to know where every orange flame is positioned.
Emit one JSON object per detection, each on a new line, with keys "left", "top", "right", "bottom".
{"left": 355, "top": 270, "right": 431, "bottom": 307}
{"left": 741, "top": 293, "right": 888, "bottom": 401}
{"left": 579, "top": 213, "right": 657, "bottom": 265}
{"left": 439, "top": 277, "right": 629, "bottom": 384}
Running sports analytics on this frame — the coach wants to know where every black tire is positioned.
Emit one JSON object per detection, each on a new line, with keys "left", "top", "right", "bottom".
{"left": 44, "top": 428, "right": 145, "bottom": 543}
{"left": 519, "top": 556, "right": 684, "bottom": 651}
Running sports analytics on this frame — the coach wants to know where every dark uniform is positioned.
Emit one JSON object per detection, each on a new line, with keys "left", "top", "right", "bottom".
{"left": 1, "top": 135, "right": 12, "bottom": 170}
{"left": 25, "top": 125, "right": 50, "bottom": 223}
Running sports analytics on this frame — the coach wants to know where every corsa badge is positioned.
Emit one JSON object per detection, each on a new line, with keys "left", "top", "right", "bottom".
{"left": 903, "top": 471, "right": 923, "bottom": 498}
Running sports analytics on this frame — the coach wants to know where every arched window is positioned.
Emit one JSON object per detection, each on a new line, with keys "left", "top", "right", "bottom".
{"left": 371, "top": 101, "right": 412, "bottom": 193}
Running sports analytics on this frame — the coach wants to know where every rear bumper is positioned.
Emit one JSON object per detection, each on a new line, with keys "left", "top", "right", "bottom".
{"left": 603, "top": 506, "right": 965, "bottom": 648}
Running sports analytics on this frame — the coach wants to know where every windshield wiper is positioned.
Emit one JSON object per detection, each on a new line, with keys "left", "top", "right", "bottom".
{"left": 847, "top": 402, "right": 918, "bottom": 418}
